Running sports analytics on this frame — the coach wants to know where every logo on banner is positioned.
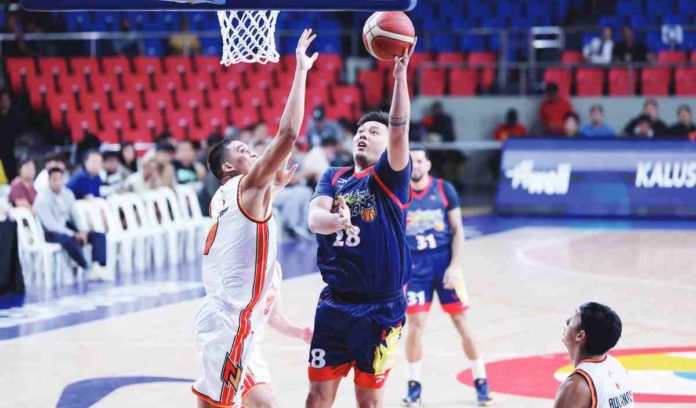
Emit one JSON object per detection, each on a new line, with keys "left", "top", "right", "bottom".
{"left": 635, "top": 161, "right": 696, "bottom": 188}
{"left": 505, "top": 160, "right": 571, "bottom": 195}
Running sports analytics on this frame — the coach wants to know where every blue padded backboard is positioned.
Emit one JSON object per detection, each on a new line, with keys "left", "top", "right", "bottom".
{"left": 20, "top": 0, "right": 417, "bottom": 11}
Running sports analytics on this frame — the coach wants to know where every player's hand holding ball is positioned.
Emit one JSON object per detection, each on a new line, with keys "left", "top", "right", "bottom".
{"left": 296, "top": 28, "right": 319, "bottom": 71}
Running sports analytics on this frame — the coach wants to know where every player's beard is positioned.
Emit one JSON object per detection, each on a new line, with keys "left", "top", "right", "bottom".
{"left": 353, "top": 151, "right": 373, "bottom": 170}
{"left": 411, "top": 172, "right": 424, "bottom": 182}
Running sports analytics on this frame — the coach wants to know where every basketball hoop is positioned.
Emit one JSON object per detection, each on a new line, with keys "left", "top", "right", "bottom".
{"left": 217, "top": 10, "right": 280, "bottom": 65}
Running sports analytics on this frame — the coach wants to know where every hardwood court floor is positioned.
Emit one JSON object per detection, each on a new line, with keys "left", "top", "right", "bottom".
{"left": 0, "top": 226, "right": 694, "bottom": 407}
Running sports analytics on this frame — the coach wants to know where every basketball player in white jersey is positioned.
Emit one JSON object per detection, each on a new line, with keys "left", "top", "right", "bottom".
{"left": 234, "top": 262, "right": 314, "bottom": 408}
{"left": 555, "top": 302, "right": 634, "bottom": 408}
{"left": 192, "top": 29, "right": 318, "bottom": 408}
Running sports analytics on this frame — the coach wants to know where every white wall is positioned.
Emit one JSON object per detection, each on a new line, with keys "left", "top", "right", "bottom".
{"left": 412, "top": 96, "right": 696, "bottom": 140}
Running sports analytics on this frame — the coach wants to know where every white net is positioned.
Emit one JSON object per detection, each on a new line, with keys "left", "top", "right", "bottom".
{"left": 217, "top": 10, "right": 280, "bottom": 65}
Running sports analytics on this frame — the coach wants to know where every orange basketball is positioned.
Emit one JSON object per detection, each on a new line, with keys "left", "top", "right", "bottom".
{"left": 362, "top": 11, "right": 416, "bottom": 61}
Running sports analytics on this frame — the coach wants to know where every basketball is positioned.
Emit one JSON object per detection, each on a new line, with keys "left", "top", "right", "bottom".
{"left": 362, "top": 11, "right": 416, "bottom": 61}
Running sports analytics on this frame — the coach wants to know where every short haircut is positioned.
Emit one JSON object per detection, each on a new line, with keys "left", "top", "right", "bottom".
{"left": 590, "top": 104, "right": 603, "bottom": 113}
{"left": 207, "top": 138, "right": 234, "bottom": 180}
{"left": 44, "top": 152, "right": 64, "bottom": 163}
{"left": 410, "top": 147, "right": 430, "bottom": 160}
{"left": 83, "top": 148, "right": 101, "bottom": 163}
{"left": 644, "top": 98, "right": 658, "bottom": 108}
{"left": 637, "top": 113, "right": 652, "bottom": 124}
{"left": 357, "top": 111, "right": 389, "bottom": 128}
{"left": 578, "top": 302, "right": 622, "bottom": 355}
{"left": 564, "top": 111, "right": 580, "bottom": 123}
{"left": 17, "top": 157, "right": 34, "bottom": 170}
{"left": 48, "top": 167, "right": 64, "bottom": 177}
{"left": 677, "top": 104, "right": 692, "bottom": 115}
{"left": 319, "top": 136, "right": 340, "bottom": 147}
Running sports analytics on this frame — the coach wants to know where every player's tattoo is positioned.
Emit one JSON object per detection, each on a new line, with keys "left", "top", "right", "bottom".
{"left": 389, "top": 115, "right": 409, "bottom": 127}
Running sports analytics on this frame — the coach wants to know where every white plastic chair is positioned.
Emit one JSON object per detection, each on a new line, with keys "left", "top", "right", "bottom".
{"left": 121, "top": 193, "right": 168, "bottom": 269}
{"left": 143, "top": 189, "right": 187, "bottom": 266}
{"left": 10, "top": 207, "right": 64, "bottom": 288}
{"left": 107, "top": 194, "right": 153, "bottom": 271}
{"left": 92, "top": 198, "right": 138, "bottom": 275}
{"left": 175, "top": 185, "right": 212, "bottom": 258}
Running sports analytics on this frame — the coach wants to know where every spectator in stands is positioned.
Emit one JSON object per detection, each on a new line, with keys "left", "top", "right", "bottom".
{"left": 540, "top": 82, "right": 574, "bottom": 135}
{"left": 422, "top": 101, "right": 455, "bottom": 142}
{"left": 120, "top": 142, "right": 138, "bottom": 174}
{"left": 9, "top": 158, "right": 37, "bottom": 210}
{"left": 563, "top": 112, "right": 581, "bottom": 137}
{"left": 67, "top": 150, "right": 103, "bottom": 200}
{"left": 2, "top": 10, "right": 33, "bottom": 57}
{"left": 35, "top": 152, "right": 66, "bottom": 192}
{"left": 169, "top": 17, "right": 201, "bottom": 56}
{"left": 173, "top": 140, "right": 206, "bottom": 186}
{"left": 580, "top": 104, "right": 615, "bottom": 137}
{"left": 34, "top": 168, "right": 107, "bottom": 276}
{"left": 623, "top": 98, "right": 669, "bottom": 137}
{"left": 583, "top": 26, "right": 614, "bottom": 64}
{"left": 668, "top": 104, "right": 696, "bottom": 139}
{"left": 0, "top": 88, "right": 25, "bottom": 181}
{"left": 112, "top": 18, "right": 142, "bottom": 57}
{"left": 249, "top": 122, "right": 270, "bottom": 146}
{"left": 631, "top": 115, "right": 654, "bottom": 138}
{"left": 124, "top": 150, "right": 162, "bottom": 194}
{"left": 154, "top": 143, "right": 177, "bottom": 188}
{"left": 100, "top": 150, "right": 127, "bottom": 197}
{"left": 494, "top": 109, "right": 528, "bottom": 141}
{"left": 307, "top": 106, "right": 343, "bottom": 148}
{"left": 613, "top": 25, "right": 650, "bottom": 63}
{"left": 301, "top": 135, "right": 341, "bottom": 187}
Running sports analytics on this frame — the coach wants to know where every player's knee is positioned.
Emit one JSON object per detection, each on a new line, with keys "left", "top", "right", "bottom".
{"left": 305, "top": 388, "right": 331, "bottom": 408}
{"left": 407, "top": 315, "right": 427, "bottom": 331}
{"left": 355, "top": 393, "right": 380, "bottom": 408}
{"left": 245, "top": 393, "right": 277, "bottom": 408}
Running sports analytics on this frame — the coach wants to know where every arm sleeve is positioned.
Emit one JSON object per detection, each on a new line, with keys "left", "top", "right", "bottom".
{"left": 311, "top": 168, "right": 338, "bottom": 200}
{"left": 66, "top": 175, "right": 84, "bottom": 199}
{"left": 373, "top": 151, "right": 412, "bottom": 207}
{"left": 442, "top": 180, "right": 460, "bottom": 211}
{"left": 34, "top": 194, "right": 70, "bottom": 235}
{"left": 8, "top": 184, "right": 26, "bottom": 206}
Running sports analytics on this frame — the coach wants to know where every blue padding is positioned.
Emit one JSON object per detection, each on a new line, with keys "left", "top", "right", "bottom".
{"left": 616, "top": 1, "right": 642, "bottom": 16}
{"left": 431, "top": 35, "right": 457, "bottom": 52}
{"left": 646, "top": 31, "right": 667, "bottom": 51}
{"left": 143, "top": 38, "right": 164, "bottom": 56}
{"left": 201, "top": 37, "right": 221, "bottom": 56}
{"left": 459, "top": 34, "right": 485, "bottom": 51}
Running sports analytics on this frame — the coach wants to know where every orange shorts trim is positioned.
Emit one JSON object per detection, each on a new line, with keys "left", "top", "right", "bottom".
{"left": 308, "top": 363, "right": 352, "bottom": 382}
{"left": 241, "top": 381, "right": 270, "bottom": 401}
{"left": 407, "top": 302, "right": 432, "bottom": 314}
{"left": 192, "top": 386, "right": 235, "bottom": 408}
{"left": 441, "top": 302, "right": 469, "bottom": 314}
{"left": 354, "top": 368, "right": 392, "bottom": 389}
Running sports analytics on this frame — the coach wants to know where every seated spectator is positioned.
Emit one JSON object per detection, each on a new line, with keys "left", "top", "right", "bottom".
{"left": 623, "top": 98, "right": 669, "bottom": 137}
{"left": 307, "top": 106, "right": 343, "bottom": 148}
{"left": 422, "top": 101, "right": 455, "bottom": 142}
{"left": 631, "top": 115, "right": 654, "bottom": 138}
{"left": 9, "top": 158, "right": 37, "bottom": 210}
{"left": 125, "top": 150, "right": 170, "bottom": 193}
{"left": 100, "top": 150, "right": 127, "bottom": 197}
{"left": 583, "top": 26, "right": 614, "bottom": 64}
{"left": 668, "top": 104, "right": 696, "bottom": 139}
{"left": 563, "top": 112, "right": 581, "bottom": 137}
{"left": 35, "top": 152, "right": 67, "bottom": 192}
{"left": 155, "top": 143, "right": 177, "bottom": 188}
{"left": 301, "top": 136, "right": 340, "bottom": 187}
{"left": 494, "top": 109, "right": 528, "bottom": 141}
{"left": 540, "top": 82, "right": 573, "bottom": 135}
{"left": 580, "top": 104, "right": 615, "bottom": 137}
{"left": 67, "top": 150, "right": 103, "bottom": 199}
{"left": 249, "top": 122, "right": 270, "bottom": 146}
{"left": 34, "top": 168, "right": 107, "bottom": 277}
{"left": 613, "top": 25, "right": 650, "bottom": 63}
{"left": 169, "top": 17, "right": 201, "bottom": 56}
{"left": 120, "top": 142, "right": 138, "bottom": 174}
{"left": 112, "top": 18, "right": 142, "bottom": 57}
{"left": 173, "top": 140, "right": 206, "bottom": 186}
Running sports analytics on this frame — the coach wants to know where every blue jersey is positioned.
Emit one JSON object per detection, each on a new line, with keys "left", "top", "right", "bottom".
{"left": 313, "top": 152, "right": 412, "bottom": 299}
{"left": 405, "top": 176, "right": 459, "bottom": 257}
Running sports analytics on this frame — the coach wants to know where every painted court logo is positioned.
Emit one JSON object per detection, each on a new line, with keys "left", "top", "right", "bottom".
{"left": 505, "top": 160, "right": 571, "bottom": 195}
{"left": 457, "top": 346, "right": 696, "bottom": 403}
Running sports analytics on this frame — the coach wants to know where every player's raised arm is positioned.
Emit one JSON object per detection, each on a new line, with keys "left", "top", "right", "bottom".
{"left": 386, "top": 39, "right": 416, "bottom": 171}
{"left": 241, "top": 29, "right": 318, "bottom": 206}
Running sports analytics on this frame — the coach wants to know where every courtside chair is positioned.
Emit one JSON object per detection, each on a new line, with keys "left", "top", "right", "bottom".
{"left": 10, "top": 207, "right": 65, "bottom": 288}
{"left": 157, "top": 187, "right": 200, "bottom": 262}
{"left": 92, "top": 198, "right": 138, "bottom": 275}
{"left": 121, "top": 193, "right": 168, "bottom": 269}
{"left": 106, "top": 194, "right": 151, "bottom": 271}
{"left": 175, "top": 185, "right": 212, "bottom": 255}
{"left": 143, "top": 190, "right": 186, "bottom": 266}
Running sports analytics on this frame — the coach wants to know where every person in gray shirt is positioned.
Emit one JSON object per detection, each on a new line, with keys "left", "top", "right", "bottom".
{"left": 34, "top": 167, "right": 107, "bottom": 272}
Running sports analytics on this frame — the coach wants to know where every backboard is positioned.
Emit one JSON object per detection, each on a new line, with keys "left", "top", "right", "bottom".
{"left": 20, "top": 0, "right": 417, "bottom": 11}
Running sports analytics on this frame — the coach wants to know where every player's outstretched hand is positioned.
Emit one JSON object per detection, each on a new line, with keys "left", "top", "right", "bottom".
{"left": 443, "top": 264, "right": 463, "bottom": 290}
{"left": 272, "top": 160, "right": 299, "bottom": 189}
{"left": 393, "top": 37, "right": 417, "bottom": 80}
{"left": 296, "top": 28, "right": 319, "bottom": 71}
{"left": 300, "top": 327, "right": 313, "bottom": 344}
{"left": 336, "top": 195, "right": 357, "bottom": 235}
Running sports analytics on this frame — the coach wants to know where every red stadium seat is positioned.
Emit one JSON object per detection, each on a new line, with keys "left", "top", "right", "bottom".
{"left": 164, "top": 56, "right": 194, "bottom": 75}
{"left": 61, "top": 75, "right": 87, "bottom": 96}
{"left": 357, "top": 69, "right": 385, "bottom": 108}
{"left": 575, "top": 68, "right": 605, "bottom": 96}
{"left": 246, "top": 70, "right": 274, "bottom": 90}
{"left": 101, "top": 56, "right": 131, "bottom": 76}
{"left": 691, "top": 51, "right": 696, "bottom": 64}
{"left": 448, "top": 68, "right": 476, "bottom": 96}
{"left": 420, "top": 67, "right": 446, "bottom": 96}
{"left": 543, "top": 68, "right": 572, "bottom": 96}
{"left": 47, "top": 93, "right": 77, "bottom": 129}
{"left": 68, "top": 110, "right": 97, "bottom": 142}
{"left": 657, "top": 50, "right": 686, "bottom": 65}
{"left": 230, "top": 105, "right": 260, "bottom": 128}
{"left": 468, "top": 52, "right": 497, "bottom": 91}
{"left": 240, "top": 87, "right": 270, "bottom": 108}
{"left": 134, "top": 57, "right": 163, "bottom": 75}
{"left": 561, "top": 50, "right": 584, "bottom": 65}
{"left": 675, "top": 67, "right": 696, "bottom": 96}
{"left": 70, "top": 57, "right": 100, "bottom": 77}
{"left": 325, "top": 102, "right": 357, "bottom": 122}
{"left": 407, "top": 52, "right": 432, "bottom": 74}
{"left": 40, "top": 57, "right": 68, "bottom": 79}
{"left": 641, "top": 67, "right": 670, "bottom": 96}
{"left": 315, "top": 54, "right": 342, "bottom": 78}
{"left": 197, "top": 56, "right": 224, "bottom": 76}
{"left": 5, "top": 58, "right": 37, "bottom": 92}
{"left": 331, "top": 85, "right": 362, "bottom": 111}
{"left": 436, "top": 52, "right": 465, "bottom": 65}
{"left": 26, "top": 76, "right": 55, "bottom": 110}
{"left": 306, "top": 86, "right": 330, "bottom": 110}
{"left": 608, "top": 68, "right": 637, "bottom": 96}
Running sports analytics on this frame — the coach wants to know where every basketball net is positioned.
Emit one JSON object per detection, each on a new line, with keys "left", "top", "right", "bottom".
{"left": 217, "top": 10, "right": 280, "bottom": 65}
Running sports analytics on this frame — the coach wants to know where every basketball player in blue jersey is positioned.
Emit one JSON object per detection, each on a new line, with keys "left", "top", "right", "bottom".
{"left": 402, "top": 149, "right": 492, "bottom": 407}
{"left": 305, "top": 41, "right": 416, "bottom": 408}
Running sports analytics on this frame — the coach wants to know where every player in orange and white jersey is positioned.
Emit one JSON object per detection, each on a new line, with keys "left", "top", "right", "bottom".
{"left": 192, "top": 29, "right": 319, "bottom": 408}
{"left": 555, "top": 302, "right": 634, "bottom": 408}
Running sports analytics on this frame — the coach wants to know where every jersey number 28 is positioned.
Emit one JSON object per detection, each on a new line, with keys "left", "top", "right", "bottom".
{"left": 333, "top": 227, "right": 361, "bottom": 247}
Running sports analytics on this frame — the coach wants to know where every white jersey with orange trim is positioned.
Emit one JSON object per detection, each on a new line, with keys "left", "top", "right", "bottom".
{"left": 193, "top": 175, "right": 278, "bottom": 408}
{"left": 573, "top": 355, "right": 634, "bottom": 408}
{"left": 234, "top": 262, "right": 283, "bottom": 406}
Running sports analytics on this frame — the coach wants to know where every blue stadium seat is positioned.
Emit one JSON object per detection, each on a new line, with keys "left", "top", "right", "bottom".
{"left": 598, "top": 15, "right": 622, "bottom": 30}
{"left": 64, "top": 12, "right": 89, "bottom": 31}
{"left": 143, "top": 39, "right": 165, "bottom": 56}
{"left": 200, "top": 37, "right": 222, "bottom": 56}
{"left": 431, "top": 35, "right": 457, "bottom": 52}
{"left": 459, "top": 34, "right": 485, "bottom": 52}
{"left": 662, "top": 15, "right": 688, "bottom": 25}
{"left": 314, "top": 37, "right": 341, "bottom": 54}
{"left": 646, "top": 31, "right": 668, "bottom": 52}
{"left": 647, "top": 0, "right": 675, "bottom": 16}
{"left": 616, "top": 1, "right": 643, "bottom": 17}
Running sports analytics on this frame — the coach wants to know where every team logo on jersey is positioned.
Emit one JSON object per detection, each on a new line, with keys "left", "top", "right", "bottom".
{"left": 340, "top": 190, "right": 378, "bottom": 222}
{"left": 406, "top": 209, "right": 446, "bottom": 235}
